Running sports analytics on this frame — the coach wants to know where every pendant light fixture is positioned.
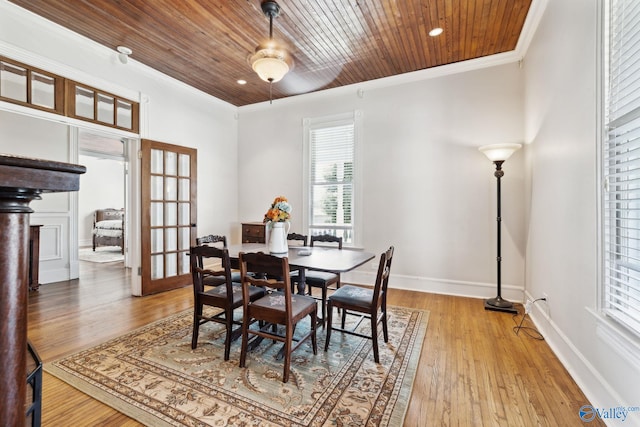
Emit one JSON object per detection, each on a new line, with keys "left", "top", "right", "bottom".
{"left": 249, "top": 0, "right": 293, "bottom": 103}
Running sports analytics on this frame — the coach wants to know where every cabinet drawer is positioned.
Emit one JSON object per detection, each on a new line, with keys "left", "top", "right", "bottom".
{"left": 242, "top": 222, "right": 265, "bottom": 243}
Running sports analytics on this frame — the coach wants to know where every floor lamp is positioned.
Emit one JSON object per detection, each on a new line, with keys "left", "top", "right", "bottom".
{"left": 479, "top": 143, "right": 521, "bottom": 313}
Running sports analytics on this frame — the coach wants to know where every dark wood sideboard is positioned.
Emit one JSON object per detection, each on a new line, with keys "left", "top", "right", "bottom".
{"left": 0, "top": 154, "right": 85, "bottom": 426}
{"left": 241, "top": 222, "right": 265, "bottom": 243}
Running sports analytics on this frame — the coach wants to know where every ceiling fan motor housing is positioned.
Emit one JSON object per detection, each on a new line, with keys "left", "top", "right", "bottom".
{"left": 261, "top": 1, "right": 281, "bottom": 19}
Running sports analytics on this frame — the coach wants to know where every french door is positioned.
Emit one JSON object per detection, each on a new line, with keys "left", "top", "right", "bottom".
{"left": 140, "top": 139, "right": 197, "bottom": 295}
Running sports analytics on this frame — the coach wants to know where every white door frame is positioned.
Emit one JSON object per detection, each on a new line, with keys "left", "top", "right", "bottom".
{"left": 127, "top": 137, "right": 142, "bottom": 295}
{"left": 72, "top": 125, "right": 141, "bottom": 295}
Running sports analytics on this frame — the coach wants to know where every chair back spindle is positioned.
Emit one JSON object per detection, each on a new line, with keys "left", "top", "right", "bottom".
{"left": 310, "top": 234, "right": 342, "bottom": 249}
{"left": 372, "top": 246, "right": 394, "bottom": 309}
{"left": 196, "top": 234, "right": 227, "bottom": 247}
{"left": 287, "top": 233, "right": 308, "bottom": 246}
{"left": 190, "top": 245, "right": 233, "bottom": 299}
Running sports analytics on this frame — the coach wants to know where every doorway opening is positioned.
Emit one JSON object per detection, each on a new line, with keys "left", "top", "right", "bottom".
{"left": 78, "top": 128, "right": 130, "bottom": 269}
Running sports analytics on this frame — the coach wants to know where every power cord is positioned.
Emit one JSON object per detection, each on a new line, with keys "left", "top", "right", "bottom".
{"left": 513, "top": 297, "right": 546, "bottom": 340}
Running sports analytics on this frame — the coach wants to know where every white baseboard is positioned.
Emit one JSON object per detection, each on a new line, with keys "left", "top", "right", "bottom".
{"left": 342, "top": 270, "right": 525, "bottom": 302}
{"left": 525, "top": 292, "right": 638, "bottom": 427}
{"left": 79, "top": 239, "right": 92, "bottom": 248}
{"left": 39, "top": 267, "right": 71, "bottom": 284}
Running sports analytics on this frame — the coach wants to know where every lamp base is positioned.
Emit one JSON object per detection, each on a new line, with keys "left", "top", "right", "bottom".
{"left": 484, "top": 296, "right": 518, "bottom": 314}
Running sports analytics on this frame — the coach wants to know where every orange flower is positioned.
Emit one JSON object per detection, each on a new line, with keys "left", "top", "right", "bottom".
{"left": 263, "top": 196, "right": 292, "bottom": 223}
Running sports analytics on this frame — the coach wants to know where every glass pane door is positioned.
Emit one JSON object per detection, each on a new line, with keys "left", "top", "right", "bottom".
{"left": 141, "top": 139, "right": 196, "bottom": 295}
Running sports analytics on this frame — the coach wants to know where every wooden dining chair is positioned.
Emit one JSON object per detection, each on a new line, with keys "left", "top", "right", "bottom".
{"left": 189, "top": 245, "right": 265, "bottom": 360}
{"left": 324, "top": 246, "right": 394, "bottom": 363}
{"left": 265, "top": 232, "right": 307, "bottom": 281}
{"left": 303, "top": 234, "right": 343, "bottom": 324}
{"left": 238, "top": 251, "right": 317, "bottom": 383}
{"left": 286, "top": 232, "right": 308, "bottom": 292}
{"left": 196, "top": 234, "right": 227, "bottom": 246}
{"left": 196, "top": 234, "right": 244, "bottom": 285}
{"left": 287, "top": 232, "right": 308, "bottom": 247}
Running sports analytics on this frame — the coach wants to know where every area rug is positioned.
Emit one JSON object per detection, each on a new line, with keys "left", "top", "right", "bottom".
{"left": 45, "top": 306, "right": 429, "bottom": 426}
{"left": 78, "top": 246, "right": 124, "bottom": 263}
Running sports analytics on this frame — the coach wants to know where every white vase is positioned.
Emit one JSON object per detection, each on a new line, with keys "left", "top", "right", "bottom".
{"left": 266, "top": 221, "right": 290, "bottom": 255}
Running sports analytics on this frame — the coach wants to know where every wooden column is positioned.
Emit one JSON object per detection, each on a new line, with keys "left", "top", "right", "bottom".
{"left": 0, "top": 155, "right": 85, "bottom": 426}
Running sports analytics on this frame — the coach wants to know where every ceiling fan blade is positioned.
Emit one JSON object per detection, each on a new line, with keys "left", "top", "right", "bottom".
{"left": 278, "top": 64, "right": 343, "bottom": 95}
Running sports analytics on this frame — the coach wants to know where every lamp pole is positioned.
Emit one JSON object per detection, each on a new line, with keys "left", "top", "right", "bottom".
{"left": 479, "top": 143, "right": 521, "bottom": 313}
{"left": 485, "top": 160, "right": 516, "bottom": 312}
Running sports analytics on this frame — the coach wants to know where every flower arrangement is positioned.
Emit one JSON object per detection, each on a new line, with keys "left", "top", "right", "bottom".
{"left": 263, "top": 196, "right": 292, "bottom": 223}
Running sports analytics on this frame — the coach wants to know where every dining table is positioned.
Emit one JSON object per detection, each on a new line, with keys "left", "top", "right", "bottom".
{"left": 225, "top": 242, "right": 375, "bottom": 357}
{"left": 225, "top": 243, "right": 376, "bottom": 295}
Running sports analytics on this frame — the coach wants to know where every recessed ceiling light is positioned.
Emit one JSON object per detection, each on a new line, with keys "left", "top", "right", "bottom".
{"left": 429, "top": 27, "right": 443, "bottom": 37}
{"left": 237, "top": 79, "right": 247, "bottom": 85}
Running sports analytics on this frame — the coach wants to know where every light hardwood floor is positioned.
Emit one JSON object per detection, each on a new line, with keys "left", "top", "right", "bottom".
{"left": 27, "top": 261, "right": 602, "bottom": 426}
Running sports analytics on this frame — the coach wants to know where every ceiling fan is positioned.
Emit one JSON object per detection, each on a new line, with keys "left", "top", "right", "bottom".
{"left": 248, "top": 0, "right": 342, "bottom": 102}
{"left": 249, "top": 0, "right": 293, "bottom": 102}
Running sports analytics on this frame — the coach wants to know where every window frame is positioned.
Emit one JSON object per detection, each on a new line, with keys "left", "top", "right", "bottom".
{"left": 302, "top": 111, "right": 363, "bottom": 247}
{"left": 65, "top": 80, "right": 139, "bottom": 133}
{"left": 0, "top": 56, "right": 64, "bottom": 115}
{"left": 600, "top": 0, "right": 640, "bottom": 339}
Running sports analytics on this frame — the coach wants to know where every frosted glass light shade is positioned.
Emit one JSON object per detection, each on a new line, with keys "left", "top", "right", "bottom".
{"left": 250, "top": 47, "right": 291, "bottom": 83}
{"left": 478, "top": 143, "right": 522, "bottom": 162}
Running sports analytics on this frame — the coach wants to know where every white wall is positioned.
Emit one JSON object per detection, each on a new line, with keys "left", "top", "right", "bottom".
{"left": 0, "top": 110, "right": 75, "bottom": 283}
{"left": 524, "top": 0, "right": 640, "bottom": 420}
{"left": 78, "top": 155, "right": 125, "bottom": 247}
{"left": 0, "top": 1, "right": 239, "bottom": 284}
{"left": 238, "top": 63, "right": 526, "bottom": 300}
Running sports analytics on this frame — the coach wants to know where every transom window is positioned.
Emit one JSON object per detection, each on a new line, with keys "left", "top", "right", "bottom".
{"left": 0, "top": 57, "right": 63, "bottom": 114}
{"left": 66, "top": 81, "right": 139, "bottom": 132}
{"left": 0, "top": 56, "right": 138, "bottom": 133}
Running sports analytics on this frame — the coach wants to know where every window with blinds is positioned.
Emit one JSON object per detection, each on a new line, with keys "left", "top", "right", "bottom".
{"left": 306, "top": 118, "right": 355, "bottom": 244}
{"left": 603, "top": 0, "right": 640, "bottom": 336}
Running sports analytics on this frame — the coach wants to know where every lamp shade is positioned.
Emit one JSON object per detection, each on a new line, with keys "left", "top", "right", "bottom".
{"left": 250, "top": 47, "right": 291, "bottom": 83}
{"left": 478, "top": 143, "right": 522, "bottom": 162}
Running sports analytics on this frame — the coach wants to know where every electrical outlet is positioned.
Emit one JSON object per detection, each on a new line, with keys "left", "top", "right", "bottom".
{"left": 524, "top": 299, "right": 533, "bottom": 314}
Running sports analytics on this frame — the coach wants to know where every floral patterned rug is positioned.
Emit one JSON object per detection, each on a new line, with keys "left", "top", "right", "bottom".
{"left": 78, "top": 246, "right": 124, "bottom": 263}
{"left": 45, "top": 306, "right": 428, "bottom": 426}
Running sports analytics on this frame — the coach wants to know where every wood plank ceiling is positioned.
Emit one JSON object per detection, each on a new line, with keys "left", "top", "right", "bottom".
{"left": 8, "top": 0, "right": 533, "bottom": 107}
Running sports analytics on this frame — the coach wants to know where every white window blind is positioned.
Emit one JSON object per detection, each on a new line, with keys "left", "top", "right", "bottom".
{"left": 603, "top": 0, "right": 640, "bottom": 336}
{"left": 308, "top": 122, "right": 355, "bottom": 243}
